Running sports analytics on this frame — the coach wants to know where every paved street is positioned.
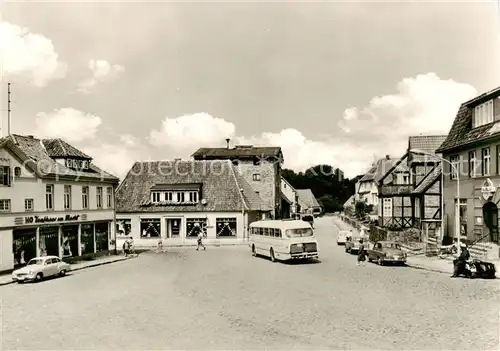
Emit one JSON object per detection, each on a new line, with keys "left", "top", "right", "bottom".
{"left": 2, "top": 217, "right": 499, "bottom": 350}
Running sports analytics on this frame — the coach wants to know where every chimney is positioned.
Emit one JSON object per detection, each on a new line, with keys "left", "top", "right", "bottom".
{"left": 225, "top": 138, "right": 230, "bottom": 149}
{"left": 385, "top": 155, "right": 390, "bottom": 160}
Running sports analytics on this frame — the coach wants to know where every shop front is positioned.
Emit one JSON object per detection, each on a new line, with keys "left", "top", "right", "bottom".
{"left": 13, "top": 228, "right": 37, "bottom": 269}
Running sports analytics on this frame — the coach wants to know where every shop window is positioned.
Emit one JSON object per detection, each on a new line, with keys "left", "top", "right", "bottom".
{"left": 116, "top": 219, "right": 132, "bottom": 236}
{"left": 216, "top": 218, "right": 237, "bottom": 238}
{"left": 24, "top": 198, "right": 33, "bottom": 212}
{"left": 140, "top": 218, "right": 161, "bottom": 237}
{"left": 81, "top": 223, "right": 95, "bottom": 255}
{"left": 61, "top": 225, "right": 79, "bottom": 257}
{"left": 95, "top": 222, "right": 109, "bottom": 252}
{"left": 13, "top": 228, "right": 37, "bottom": 268}
{"left": 39, "top": 226, "right": 59, "bottom": 257}
{"left": 186, "top": 218, "right": 207, "bottom": 238}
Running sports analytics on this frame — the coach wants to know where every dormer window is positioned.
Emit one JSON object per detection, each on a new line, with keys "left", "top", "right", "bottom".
{"left": 149, "top": 183, "right": 202, "bottom": 205}
{"left": 65, "top": 158, "right": 90, "bottom": 170}
{"left": 152, "top": 192, "right": 161, "bottom": 203}
{"left": 473, "top": 100, "right": 494, "bottom": 128}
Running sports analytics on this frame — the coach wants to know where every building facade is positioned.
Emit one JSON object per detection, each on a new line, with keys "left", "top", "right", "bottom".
{"left": 0, "top": 135, "right": 119, "bottom": 272}
{"left": 280, "top": 177, "right": 298, "bottom": 218}
{"left": 115, "top": 160, "right": 269, "bottom": 247}
{"left": 357, "top": 156, "right": 399, "bottom": 210}
{"left": 192, "top": 143, "right": 282, "bottom": 218}
{"left": 437, "top": 87, "right": 500, "bottom": 257}
{"left": 296, "top": 189, "right": 322, "bottom": 216}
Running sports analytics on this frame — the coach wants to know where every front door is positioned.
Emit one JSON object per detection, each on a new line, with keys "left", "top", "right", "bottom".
{"left": 165, "top": 218, "right": 182, "bottom": 242}
{"left": 483, "top": 202, "right": 499, "bottom": 243}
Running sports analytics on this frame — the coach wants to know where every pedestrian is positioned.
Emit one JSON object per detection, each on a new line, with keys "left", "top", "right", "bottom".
{"left": 357, "top": 238, "right": 366, "bottom": 266}
{"left": 452, "top": 243, "right": 470, "bottom": 277}
{"left": 122, "top": 240, "right": 130, "bottom": 257}
{"left": 157, "top": 237, "right": 163, "bottom": 253}
{"left": 196, "top": 230, "right": 206, "bottom": 251}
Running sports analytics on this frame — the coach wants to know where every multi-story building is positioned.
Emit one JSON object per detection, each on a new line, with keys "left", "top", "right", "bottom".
{"left": 357, "top": 156, "right": 399, "bottom": 210}
{"left": 436, "top": 86, "right": 500, "bottom": 258}
{"left": 115, "top": 160, "right": 268, "bottom": 247}
{"left": 0, "top": 134, "right": 119, "bottom": 272}
{"left": 377, "top": 136, "right": 446, "bottom": 236}
{"left": 192, "top": 142, "right": 282, "bottom": 218}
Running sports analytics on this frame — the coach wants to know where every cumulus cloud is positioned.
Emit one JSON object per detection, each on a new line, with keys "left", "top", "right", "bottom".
{"left": 120, "top": 134, "right": 138, "bottom": 147}
{"left": 0, "top": 21, "right": 67, "bottom": 87}
{"left": 34, "top": 108, "right": 102, "bottom": 142}
{"left": 149, "top": 112, "right": 236, "bottom": 149}
{"left": 146, "top": 73, "right": 477, "bottom": 178}
{"left": 77, "top": 59, "right": 124, "bottom": 93}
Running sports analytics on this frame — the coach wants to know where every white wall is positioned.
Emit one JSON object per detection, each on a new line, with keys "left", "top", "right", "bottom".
{"left": 280, "top": 178, "right": 297, "bottom": 213}
{"left": 116, "top": 211, "right": 246, "bottom": 246}
{"left": 0, "top": 229, "right": 13, "bottom": 272}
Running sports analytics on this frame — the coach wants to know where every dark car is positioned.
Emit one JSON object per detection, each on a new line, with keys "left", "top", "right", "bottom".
{"left": 302, "top": 215, "right": 314, "bottom": 228}
{"left": 367, "top": 241, "right": 407, "bottom": 265}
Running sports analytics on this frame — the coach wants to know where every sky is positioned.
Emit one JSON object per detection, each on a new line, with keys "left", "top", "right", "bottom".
{"left": 0, "top": 1, "right": 499, "bottom": 179}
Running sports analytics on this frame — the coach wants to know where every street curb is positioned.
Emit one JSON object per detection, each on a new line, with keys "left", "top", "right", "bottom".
{"left": 406, "top": 264, "right": 451, "bottom": 275}
{"left": 0, "top": 256, "right": 135, "bottom": 287}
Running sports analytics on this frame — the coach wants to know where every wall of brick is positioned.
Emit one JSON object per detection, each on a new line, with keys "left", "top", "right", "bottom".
{"left": 236, "top": 161, "right": 278, "bottom": 213}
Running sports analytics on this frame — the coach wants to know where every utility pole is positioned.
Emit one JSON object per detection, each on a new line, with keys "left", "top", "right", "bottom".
{"left": 7, "top": 82, "right": 11, "bottom": 135}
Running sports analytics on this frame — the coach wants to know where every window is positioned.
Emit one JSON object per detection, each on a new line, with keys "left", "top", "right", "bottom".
{"left": 253, "top": 173, "right": 261, "bottom": 181}
{"left": 24, "top": 198, "right": 33, "bottom": 211}
{"left": 450, "top": 155, "right": 459, "bottom": 180}
{"left": 140, "top": 218, "right": 161, "bottom": 238}
{"left": 186, "top": 218, "right": 207, "bottom": 238}
{"left": 64, "top": 185, "right": 72, "bottom": 210}
{"left": 116, "top": 219, "right": 132, "bottom": 236}
{"left": 96, "top": 187, "right": 103, "bottom": 208}
{"left": 0, "top": 199, "right": 11, "bottom": 212}
{"left": 176, "top": 192, "right": 185, "bottom": 203}
{"left": 151, "top": 192, "right": 161, "bottom": 203}
{"left": 45, "top": 184, "right": 54, "bottom": 210}
{"left": 82, "top": 186, "right": 89, "bottom": 209}
{"left": 106, "top": 187, "right": 113, "bottom": 208}
{"left": 402, "top": 175, "right": 409, "bottom": 184}
{"left": 455, "top": 198, "right": 468, "bottom": 236}
{"left": 165, "top": 192, "right": 173, "bottom": 202}
{"left": 497, "top": 145, "right": 500, "bottom": 174}
{"left": 188, "top": 191, "right": 198, "bottom": 203}
{"left": 474, "top": 99, "right": 494, "bottom": 127}
{"left": 469, "top": 150, "right": 478, "bottom": 177}
{"left": 216, "top": 218, "right": 237, "bottom": 238}
{"left": 482, "top": 148, "right": 491, "bottom": 176}
{"left": 14, "top": 167, "right": 21, "bottom": 177}
{"left": 0, "top": 166, "right": 11, "bottom": 186}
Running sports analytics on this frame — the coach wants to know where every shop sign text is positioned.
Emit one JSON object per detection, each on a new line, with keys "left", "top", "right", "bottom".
{"left": 24, "top": 214, "right": 81, "bottom": 224}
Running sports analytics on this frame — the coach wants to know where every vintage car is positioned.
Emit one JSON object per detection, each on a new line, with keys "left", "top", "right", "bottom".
{"left": 12, "top": 256, "right": 70, "bottom": 283}
{"left": 367, "top": 241, "right": 407, "bottom": 265}
{"left": 336, "top": 230, "right": 351, "bottom": 245}
{"left": 345, "top": 236, "right": 364, "bottom": 254}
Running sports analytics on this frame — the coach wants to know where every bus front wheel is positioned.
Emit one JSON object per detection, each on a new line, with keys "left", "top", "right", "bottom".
{"left": 270, "top": 248, "right": 276, "bottom": 262}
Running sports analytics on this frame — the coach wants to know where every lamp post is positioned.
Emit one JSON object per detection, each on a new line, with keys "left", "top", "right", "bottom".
{"left": 410, "top": 149, "right": 461, "bottom": 257}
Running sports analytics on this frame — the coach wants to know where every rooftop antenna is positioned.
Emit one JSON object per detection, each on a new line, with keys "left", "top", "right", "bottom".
{"left": 7, "top": 82, "right": 11, "bottom": 136}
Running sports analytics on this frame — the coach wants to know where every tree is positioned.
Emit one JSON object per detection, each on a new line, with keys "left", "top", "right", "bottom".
{"left": 355, "top": 201, "right": 367, "bottom": 219}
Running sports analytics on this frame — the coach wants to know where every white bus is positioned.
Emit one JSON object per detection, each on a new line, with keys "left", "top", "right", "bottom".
{"left": 249, "top": 220, "right": 319, "bottom": 262}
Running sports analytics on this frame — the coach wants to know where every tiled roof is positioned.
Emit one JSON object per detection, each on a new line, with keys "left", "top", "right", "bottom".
{"left": 408, "top": 135, "right": 447, "bottom": 162}
{"left": 192, "top": 146, "right": 282, "bottom": 159}
{"left": 296, "top": 189, "right": 321, "bottom": 208}
{"left": 0, "top": 134, "right": 118, "bottom": 182}
{"left": 359, "top": 158, "right": 400, "bottom": 183}
{"left": 436, "top": 88, "right": 500, "bottom": 153}
{"left": 115, "top": 160, "right": 269, "bottom": 213}
{"left": 413, "top": 164, "right": 442, "bottom": 194}
{"left": 42, "top": 138, "right": 91, "bottom": 159}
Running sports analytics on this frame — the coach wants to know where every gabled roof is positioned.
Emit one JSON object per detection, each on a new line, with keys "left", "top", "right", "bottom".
{"left": 296, "top": 189, "right": 321, "bottom": 209}
{"left": 436, "top": 88, "right": 500, "bottom": 153}
{"left": 192, "top": 146, "right": 282, "bottom": 160}
{"left": 115, "top": 160, "right": 269, "bottom": 213}
{"left": 413, "top": 164, "right": 442, "bottom": 194}
{"left": 42, "top": 138, "right": 91, "bottom": 159}
{"left": 377, "top": 153, "right": 410, "bottom": 185}
{"left": 359, "top": 157, "right": 401, "bottom": 183}
{"left": 408, "top": 135, "right": 447, "bottom": 163}
{"left": 0, "top": 134, "right": 118, "bottom": 182}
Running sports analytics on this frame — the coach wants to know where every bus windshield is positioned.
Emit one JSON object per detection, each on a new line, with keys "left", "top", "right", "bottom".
{"left": 285, "top": 228, "right": 313, "bottom": 238}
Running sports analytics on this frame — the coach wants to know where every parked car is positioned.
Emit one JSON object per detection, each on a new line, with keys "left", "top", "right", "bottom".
{"left": 345, "top": 236, "right": 363, "bottom": 254}
{"left": 302, "top": 215, "right": 314, "bottom": 228}
{"left": 12, "top": 256, "right": 70, "bottom": 283}
{"left": 336, "top": 230, "right": 351, "bottom": 245}
{"left": 367, "top": 241, "right": 407, "bottom": 265}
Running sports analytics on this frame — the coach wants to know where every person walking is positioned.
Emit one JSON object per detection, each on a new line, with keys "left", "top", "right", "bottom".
{"left": 196, "top": 230, "right": 206, "bottom": 251}
{"left": 357, "top": 238, "right": 366, "bottom": 266}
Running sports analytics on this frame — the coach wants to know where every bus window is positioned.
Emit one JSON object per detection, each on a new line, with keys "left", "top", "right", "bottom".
{"left": 285, "top": 228, "right": 313, "bottom": 238}
{"left": 258, "top": 228, "right": 263, "bottom": 236}
{"left": 276, "top": 229, "right": 282, "bottom": 238}
{"left": 263, "top": 228, "right": 268, "bottom": 236}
